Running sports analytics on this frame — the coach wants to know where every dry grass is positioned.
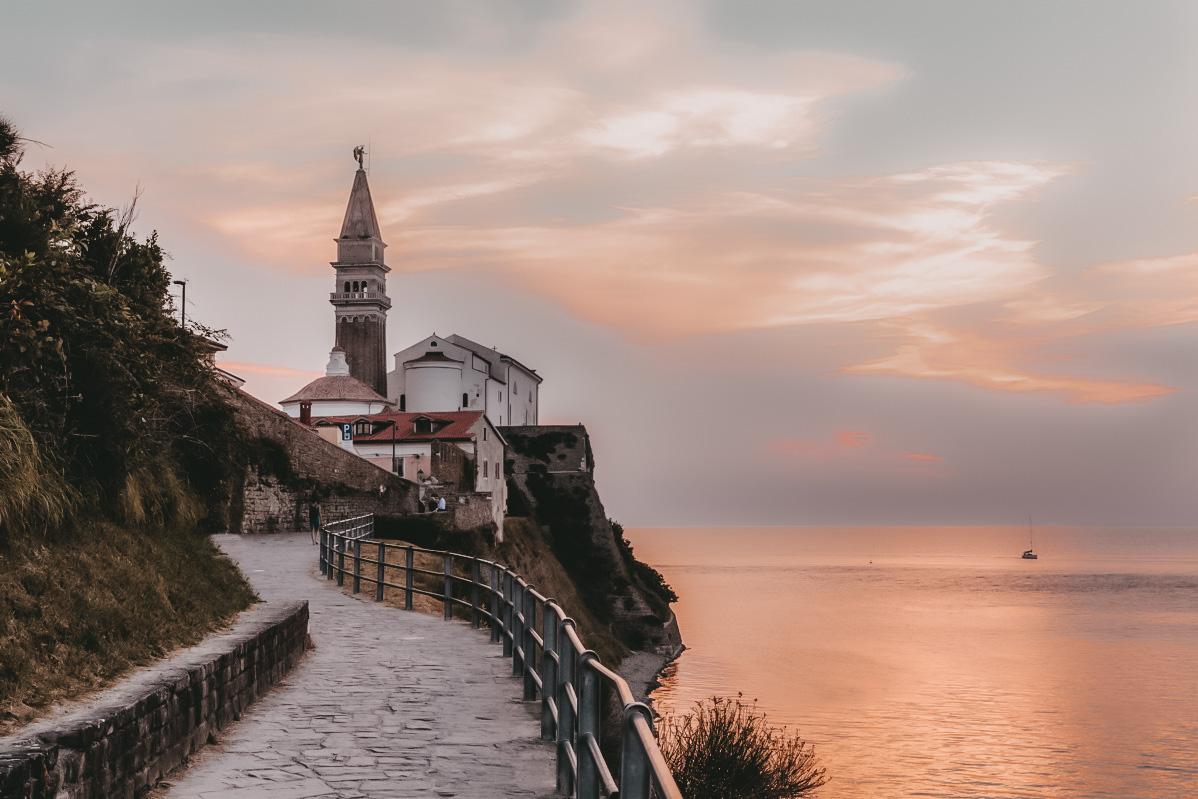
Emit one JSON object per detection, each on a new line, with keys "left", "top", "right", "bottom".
{"left": 658, "top": 696, "right": 828, "bottom": 799}
{"left": 0, "top": 523, "right": 257, "bottom": 734}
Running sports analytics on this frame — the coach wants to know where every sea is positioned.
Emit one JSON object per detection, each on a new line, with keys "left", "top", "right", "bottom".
{"left": 623, "top": 526, "right": 1198, "bottom": 799}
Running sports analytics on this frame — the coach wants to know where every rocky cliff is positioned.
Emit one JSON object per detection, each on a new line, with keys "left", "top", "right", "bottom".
{"left": 500, "top": 425, "right": 683, "bottom": 681}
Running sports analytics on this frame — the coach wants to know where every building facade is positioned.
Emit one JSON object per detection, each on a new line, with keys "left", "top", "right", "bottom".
{"left": 387, "top": 333, "right": 541, "bottom": 426}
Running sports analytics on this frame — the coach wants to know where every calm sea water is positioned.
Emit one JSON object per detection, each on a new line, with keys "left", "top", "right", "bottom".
{"left": 624, "top": 526, "right": 1198, "bottom": 799}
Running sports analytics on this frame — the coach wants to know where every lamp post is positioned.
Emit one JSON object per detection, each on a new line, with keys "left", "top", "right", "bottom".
{"left": 172, "top": 279, "right": 187, "bottom": 327}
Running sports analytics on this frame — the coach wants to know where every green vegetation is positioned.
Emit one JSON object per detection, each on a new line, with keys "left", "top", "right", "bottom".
{"left": 658, "top": 696, "right": 828, "bottom": 799}
{"left": 0, "top": 116, "right": 255, "bottom": 731}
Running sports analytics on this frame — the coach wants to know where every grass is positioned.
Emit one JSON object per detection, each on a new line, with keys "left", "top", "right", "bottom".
{"left": 0, "top": 522, "right": 257, "bottom": 735}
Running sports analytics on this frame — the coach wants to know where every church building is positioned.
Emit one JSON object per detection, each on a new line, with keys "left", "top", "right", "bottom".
{"left": 277, "top": 151, "right": 543, "bottom": 534}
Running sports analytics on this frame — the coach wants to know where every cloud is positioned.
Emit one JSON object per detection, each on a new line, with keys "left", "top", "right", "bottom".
{"left": 769, "top": 431, "right": 950, "bottom": 476}
{"left": 220, "top": 361, "right": 322, "bottom": 379}
{"left": 47, "top": 0, "right": 1189, "bottom": 407}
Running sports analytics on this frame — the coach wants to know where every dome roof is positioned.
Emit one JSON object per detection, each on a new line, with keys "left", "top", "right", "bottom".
{"left": 280, "top": 374, "right": 389, "bottom": 405}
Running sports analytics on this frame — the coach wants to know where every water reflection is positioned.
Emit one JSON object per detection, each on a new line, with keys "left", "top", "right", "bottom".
{"left": 632, "top": 526, "right": 1198, "bottom": 798}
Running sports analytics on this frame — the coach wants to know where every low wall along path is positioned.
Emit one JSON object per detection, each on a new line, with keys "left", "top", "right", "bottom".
{"left": 155, "top": 533, "right": 555, "bottom": 799}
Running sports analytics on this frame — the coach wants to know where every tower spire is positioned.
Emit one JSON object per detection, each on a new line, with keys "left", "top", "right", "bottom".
{"left": 330, "top": 151, "right": 390, "bottom": 396}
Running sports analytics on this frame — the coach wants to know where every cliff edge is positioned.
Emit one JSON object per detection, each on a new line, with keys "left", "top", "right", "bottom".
{"left": 501, "top": 425, "right": 683, "bottom": 697}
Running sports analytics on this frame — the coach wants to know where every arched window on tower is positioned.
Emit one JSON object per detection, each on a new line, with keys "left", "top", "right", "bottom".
{"left": 399, "top": 394, "right": 406, "bottom": 412}
{"left": 352, "top": 281, "right": 360, "bottom": 292}
{"left": 343, "top": 281, "right": 350, "bottom": 293}
{"left": 462, "top": 393, "right": 468, "bottom": 408}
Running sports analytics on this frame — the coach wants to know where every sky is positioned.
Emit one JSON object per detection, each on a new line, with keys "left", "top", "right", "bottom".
{"left": 3, "top": 0, "right": 1196, "bottom": 527}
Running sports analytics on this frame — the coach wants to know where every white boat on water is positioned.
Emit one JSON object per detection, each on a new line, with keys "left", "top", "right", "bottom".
{"left": 1022, "top": 519, "right": 1038, "bottom": 559}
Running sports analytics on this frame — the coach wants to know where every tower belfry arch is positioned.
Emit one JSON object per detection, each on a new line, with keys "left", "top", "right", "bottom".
{"left": 330, "top": 148, "right": 391, "bottom": 396}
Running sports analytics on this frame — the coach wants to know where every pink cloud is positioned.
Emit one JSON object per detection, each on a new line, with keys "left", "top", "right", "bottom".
{"left": 837, "top": 430, "right": 871, "bottom": 448}
{"left": 902, "top": 453, "right": 943, "bottom": 462}
{"left": 220, "top": 361, "right": 322, "bottom": 379}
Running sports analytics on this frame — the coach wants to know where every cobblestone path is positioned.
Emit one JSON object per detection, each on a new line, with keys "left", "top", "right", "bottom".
{"left": 155, "top": 533, "right": 556, "bottom": 799}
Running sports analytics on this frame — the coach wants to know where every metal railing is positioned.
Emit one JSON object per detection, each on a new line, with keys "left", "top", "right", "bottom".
{"left": 318, "top": 515, "right": 682, "bottom": 799}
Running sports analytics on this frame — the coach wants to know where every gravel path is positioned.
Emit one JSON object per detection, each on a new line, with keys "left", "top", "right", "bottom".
{"left": 154, "top": 533, "right": 555, "bottom": 799}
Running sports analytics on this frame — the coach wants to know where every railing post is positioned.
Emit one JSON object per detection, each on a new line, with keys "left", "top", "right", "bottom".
{"left": 620, "top": 704, "right": 655, "bottom": 799}
{"left": 470, "top": 558, "right": 481, "bottom": 629}
{"left": 404, "top": 546, "right": 414, "bottom": 611}
{"left": 352, "top": 537, "right": 362, "bottom": 594}
{"left": 523, "top": 588, "right": 537, "bottom": 701}
{"left": 578, "top": 651, "right": 601, "bottom": 799}
{"left": 443, "top": 553, "right": 453, "bottom": 621}
{"left": 376, "top": 540, "right": 385, "bottom": 602}
{"left": 336, "top": 540, "right": 345, "bottom": 587}
{"left": 541, "top": 602, "right": 559, "bottom": 741}
{"left": 512, "top": 580, "right": 525, "bottom": 677}
{"left": 319, "top": 529, "right": 327, "bottom": 576}
{"left": 557, "top": 619, "right": 578, "bottom": 796}
{"left": 502, "top": 572, "right": 514, "bottom": 658}
{"left": 490, "top": 565, "right": 501, "bottom": 644}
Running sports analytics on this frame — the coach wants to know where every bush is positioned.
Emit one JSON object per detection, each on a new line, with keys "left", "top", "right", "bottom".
{"left": 658, "top": 695, "right": 828, "bottom": 799}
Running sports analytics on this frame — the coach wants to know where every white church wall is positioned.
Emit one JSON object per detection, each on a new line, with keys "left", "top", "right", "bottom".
{"left": 406, "top": 362, "right": 464, "bottom": 412}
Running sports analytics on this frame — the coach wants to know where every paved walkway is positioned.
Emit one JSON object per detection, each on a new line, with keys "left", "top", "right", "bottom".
{"left": 154, "top": 533, "right": 556, "bottom": 799}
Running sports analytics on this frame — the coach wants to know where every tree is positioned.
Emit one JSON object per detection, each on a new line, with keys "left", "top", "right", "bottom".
{"left": 0, "top": 115, "right": 239, "bottom": 540}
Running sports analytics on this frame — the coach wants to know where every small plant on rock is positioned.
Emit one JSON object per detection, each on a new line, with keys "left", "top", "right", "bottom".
{"left": 658, "top": 695, "right": 828, "bottom": 799}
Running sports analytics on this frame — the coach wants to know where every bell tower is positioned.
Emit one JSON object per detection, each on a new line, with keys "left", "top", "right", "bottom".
{"left": 330, "top": 149, "right": 391, "bottom": 396}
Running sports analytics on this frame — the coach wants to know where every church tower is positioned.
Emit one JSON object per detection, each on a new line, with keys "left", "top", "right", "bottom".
{"left": 330, "top": 153, "right": 390, "bottom": 396}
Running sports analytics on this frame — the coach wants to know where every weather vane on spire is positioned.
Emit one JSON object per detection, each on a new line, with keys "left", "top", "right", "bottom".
{"left": 353, "top": 145, "right": 366, "bottom": 169}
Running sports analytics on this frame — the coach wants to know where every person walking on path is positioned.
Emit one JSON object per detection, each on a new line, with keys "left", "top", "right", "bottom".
{"left": 307, "top": 502, "right": 321, "bottom": 544}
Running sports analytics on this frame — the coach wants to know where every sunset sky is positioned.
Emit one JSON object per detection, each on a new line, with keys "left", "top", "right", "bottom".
{"left": 4, "top": 0, "right": 1196, "bottom": 526}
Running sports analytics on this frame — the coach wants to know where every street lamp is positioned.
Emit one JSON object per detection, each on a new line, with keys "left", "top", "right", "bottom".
{"left": 172, "top": 279, "right": 186, "bottom": 327}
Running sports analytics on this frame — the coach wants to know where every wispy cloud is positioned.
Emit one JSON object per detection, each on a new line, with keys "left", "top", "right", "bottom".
{"left": 56, "top": 0, "right": 1192, "bottom": 407}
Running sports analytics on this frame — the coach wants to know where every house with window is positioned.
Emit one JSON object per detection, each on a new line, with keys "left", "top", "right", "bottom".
{"left": 307, "top": 410, "right": 506, "bottom": 528}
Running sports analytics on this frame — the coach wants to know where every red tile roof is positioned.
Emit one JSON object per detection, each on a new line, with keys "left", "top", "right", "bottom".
{"left": 310, "top": 410, "right": 485, "bottom": 442}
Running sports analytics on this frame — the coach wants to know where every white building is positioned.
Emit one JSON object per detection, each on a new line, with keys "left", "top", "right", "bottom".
{"left": 280, "top": 347, "right": 393, "bottom": 421}
{"left": 387, "top": 333, "right": 541, "bottom": 427}
{"left": 309, "top": 410, "right": 507, "bottom": 529}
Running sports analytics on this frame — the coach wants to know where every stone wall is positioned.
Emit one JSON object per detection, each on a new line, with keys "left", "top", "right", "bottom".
{"left": 0, "top": 601, "right": 308, "bottom": 799}
{"left": 228, "top": 389, "right": 418, "bottom": 533}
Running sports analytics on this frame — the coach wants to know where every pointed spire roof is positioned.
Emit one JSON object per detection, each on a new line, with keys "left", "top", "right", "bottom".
{"left": 339, "top": 168, "right": 382, "bottom": 241}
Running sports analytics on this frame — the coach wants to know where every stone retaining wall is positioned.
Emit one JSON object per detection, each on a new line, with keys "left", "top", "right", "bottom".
{"left": 0, "top": 601, "right": 308, "bottom": 799}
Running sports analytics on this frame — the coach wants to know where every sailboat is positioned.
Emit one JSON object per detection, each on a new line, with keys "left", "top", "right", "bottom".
{"left": 1021, "top": 518, "right": 1038, "bottom": 559}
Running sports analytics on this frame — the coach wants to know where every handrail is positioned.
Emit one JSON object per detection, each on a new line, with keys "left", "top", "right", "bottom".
{"left": 318, "top": 516, "right": 683, "bottom": 799}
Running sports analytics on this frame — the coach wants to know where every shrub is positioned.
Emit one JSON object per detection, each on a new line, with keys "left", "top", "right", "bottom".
{"left": 658, "top": 695, "right": 828, "bottom": 799}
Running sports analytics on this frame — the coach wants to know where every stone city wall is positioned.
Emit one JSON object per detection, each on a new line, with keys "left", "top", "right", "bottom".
{"left": 0, "top": 601, "right": 308, "bottom": 799}
{"left": 227, "top": 389, "right": 417, "bottom": 533}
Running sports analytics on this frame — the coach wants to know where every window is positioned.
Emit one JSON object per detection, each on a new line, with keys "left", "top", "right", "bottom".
{"left": 514, "top": 382, "right": 518, "bottom": 395}
{"left": 483, "top": 428, "right": 488, "bottom": 441}
{"left": 462, "top": 393, "right": 468, "bottom": 408}
{"left": 343, "top": 281, "right": 350, "bottom": 292}
{"left": 352, "top": 280, "right": 360, "bottom": 292}
{"left": 415, "top": 418, "right": 432, "bottom": 434}
{"left": 430, "top": 340, "right": 438, "bottom": 347}
{"left": 483, "top": 460, "right": 488, "bottom": 478}
{"left": 399, "top": 394, "right": 406, "bottom": 412}
{"left": 393, "top": 457, "right": 404, "bottom": 476}
{"left": 353, "top": 420, "right": 371, "bottom": 436}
